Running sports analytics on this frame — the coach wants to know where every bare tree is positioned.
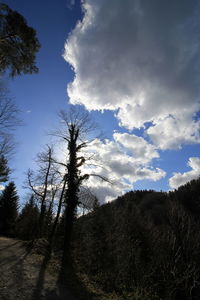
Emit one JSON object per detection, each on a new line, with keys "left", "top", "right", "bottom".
{"left": 53, "top": 108, "right": 109, "bottom": 279}
{"left": 48, "top": 173, "right": 67, "bottom": 248}
{"left": 0, "top": 82, "right": 20, "bottom": 181}
{"left": 78, "top": 187, "right": 100, "bottom": 215}
{"left": 0, "top": 82, "right": 20, "bottom": 153}
{"left": 26, "top": 145, "right": 59, "bottom": 237}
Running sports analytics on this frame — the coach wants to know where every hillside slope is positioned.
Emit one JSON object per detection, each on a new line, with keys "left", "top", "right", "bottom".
{"left": 71, "top": 178, "right": 200, "bottom": 299}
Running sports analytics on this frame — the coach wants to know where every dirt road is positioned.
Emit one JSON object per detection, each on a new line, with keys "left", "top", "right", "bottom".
{"left": 0, "top": 237, "right": 77, "bottom": 300}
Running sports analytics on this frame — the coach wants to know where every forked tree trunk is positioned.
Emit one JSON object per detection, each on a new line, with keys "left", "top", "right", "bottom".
{"left": 48, "top": 177, "right": 67, "bottom": 249}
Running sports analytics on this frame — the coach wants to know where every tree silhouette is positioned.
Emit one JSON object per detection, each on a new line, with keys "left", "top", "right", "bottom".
{"left": 0, "top": 83, "right": 20, "bottom": 158}
{"left": 0, "top": 155, "right": 10, "bottom": 183}
{"left": 27, "top": 145, "right": 58, "bottom": 237}
{"left": 0, "top": 181, "right": 18, "bottom": 236}
{"left": 16, "top": 194, "right": 39, "bottom": 240}
{"left": 0, "top": 3, "right": 40, "bottom": 76}
{"left": 55, "top": 108, "right": 101, "bottom": 279}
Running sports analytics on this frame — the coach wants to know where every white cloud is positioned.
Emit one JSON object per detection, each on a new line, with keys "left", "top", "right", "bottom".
{"left": 169, "top": 157, "right": 200, "bottom": 189}
{"left": 147, "top": 115, "right": 200, "bottom": 150}
{"left": 84, "top": 174, "right": 132, "bottom": 204}
{"left": 83, "top": 135, "right": 165, "bottom": 202}
{"left": 0, "top": 185, "right": 5, "bottom": 191}
{"left": 113, "top": 132, "right": 159, "bottom": 163}
{"left": 64, "top": 0, "right": 200, "bottom": 149}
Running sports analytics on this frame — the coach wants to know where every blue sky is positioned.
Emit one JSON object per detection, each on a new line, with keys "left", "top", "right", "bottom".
{"left": 3, "top": 0, "right": 200, "bottom": 203}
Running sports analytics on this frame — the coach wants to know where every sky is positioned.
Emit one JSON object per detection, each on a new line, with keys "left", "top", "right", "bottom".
{"left": 3, "top": 0, "right": 200, "bottom": 204}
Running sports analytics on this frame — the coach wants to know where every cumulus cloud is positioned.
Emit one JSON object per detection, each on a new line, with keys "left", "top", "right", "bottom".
{"left": 147, "top": 115, "right": 200, "bottom": 150}
{"left": 169, "top": 157, "right": 200, "bottom": 189}
{"left": 113, "top": 132, "right": 159, "bottom": 163}
{"left": 83, "top": 135, "right": 165, "bottom": 202}
{"left": 64, "top": 0, "right": 200, "bottom": 149}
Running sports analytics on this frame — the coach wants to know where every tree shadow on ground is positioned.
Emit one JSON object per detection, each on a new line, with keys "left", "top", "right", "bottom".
{"left": 31, "top": 248, "right": 97, "bottom": 300}
{"left": 57, "top": 255, "right": 96, "bottom": 300}
{"left": 31, "top": 249, "right": 77, "bottom": 300}
{"left": 0, "top": 240, "right": 21, "bottom": 251}
{"left": 0, "top": 240, "right": 33, "bottom": 268}
{"left": 31, "top": 249, "right": 51, "bottom": 300}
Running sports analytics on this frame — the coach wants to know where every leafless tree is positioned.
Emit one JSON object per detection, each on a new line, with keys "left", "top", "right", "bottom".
{"left": 53, "top": 107, "right": 109, "bottom": 280}
{"left": 0, "top": 82, "right": 20, "bottom": 158}
{"left": 26, "top": 145, "right": 60, "bottom": 237}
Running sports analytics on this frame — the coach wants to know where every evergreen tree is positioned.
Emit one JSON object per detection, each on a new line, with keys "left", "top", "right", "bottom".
{"left": 0, "top": 181, "right": 18, "bottom": 236}
{"left": 0, "top": 3, "right": 40, "bottom": 76}
{"left": 16, "top": 194, "right": 39, "bottom": 240}
{"left": 0, "top": 155, "right": 10, "bottom": 183}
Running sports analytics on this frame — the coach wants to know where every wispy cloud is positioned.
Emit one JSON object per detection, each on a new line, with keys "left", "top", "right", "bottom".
{"left": 66, "top": 0, "right": 75, "bottom": 10}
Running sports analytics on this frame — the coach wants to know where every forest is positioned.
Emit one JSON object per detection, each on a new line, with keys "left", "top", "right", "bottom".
{"left": 0, "top": 3, "right": 200, "bottom": 300}
{"left": 1, "top": 172, "right": 200, "bottom": 300}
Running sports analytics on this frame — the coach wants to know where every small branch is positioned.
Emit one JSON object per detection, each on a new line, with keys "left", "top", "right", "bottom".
{"left": 88, "top": 173, "right": 112, "bottom": 184}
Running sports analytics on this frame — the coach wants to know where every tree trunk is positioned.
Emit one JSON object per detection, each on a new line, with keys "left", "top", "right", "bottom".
{"left": 49, "top": 177, "right": 67, "bottom": 248}
{"left": 59, "top": 124, "right": 79, "bottom": 280}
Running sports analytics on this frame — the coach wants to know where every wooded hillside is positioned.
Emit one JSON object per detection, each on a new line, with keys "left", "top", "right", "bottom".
{"left": 70, "top": 178, "right": 200, "bottom": 299}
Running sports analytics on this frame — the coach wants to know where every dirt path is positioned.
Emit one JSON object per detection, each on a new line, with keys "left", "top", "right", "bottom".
{"left": 0, "top": 237, "right": 77, "bottom": 300}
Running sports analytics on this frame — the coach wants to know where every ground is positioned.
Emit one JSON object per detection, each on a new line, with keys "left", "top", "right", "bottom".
{"left": 0, "top": 237, "right": 77, "bottom": 300}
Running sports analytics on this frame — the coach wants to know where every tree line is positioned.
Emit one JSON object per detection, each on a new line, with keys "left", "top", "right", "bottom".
{"left": 71, "top": 180, "right": 200, "bottom": 299}
{"left": 1, "top": 171, "right": 200, "bottom": 299}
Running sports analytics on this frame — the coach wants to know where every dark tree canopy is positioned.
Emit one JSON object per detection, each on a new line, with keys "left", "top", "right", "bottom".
{"left": 16, "top": 194, "right": 39, "bottom": 240}
{"left": 0, "top": 155, "right": 10, "bottom": 182}
{"left": 0, "top": 181, "right": 18, "bottom": 236}
{"left": 0, "top": 3, "right": 40, "bottom": 77}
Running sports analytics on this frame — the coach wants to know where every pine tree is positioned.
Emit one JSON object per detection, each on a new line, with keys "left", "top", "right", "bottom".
{"left": 0, "top": 155, "right": 10, "bottom": 183}
{"left": 0, "top": 3, "right": 40, "bottom": 76}
{"left": 0, "top": 181, "right": 18, "bottom": 236}
{"left": 16, "top": 195, "right": 39, "bottom": 240}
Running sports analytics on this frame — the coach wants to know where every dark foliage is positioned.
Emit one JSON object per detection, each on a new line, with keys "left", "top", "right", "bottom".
{"left": 0, "top": 154, "right": 10, "bottom": 182}
{"left": 171, "top": 177, "right": 200, "bottom": 216}
{"left": 15, "top": 175, "right": 200, "bottom": 299}
{"left": 16, "top": 195, "right": 40, "bottom": 240}
{"left": 0, "top": 3, "right": 40, "bottom": 76}
{"left": 71, "top": 179, "right": 200, "bottom": 299}
{"left": 0, "top": 181, "right": 18, "bottom": 236}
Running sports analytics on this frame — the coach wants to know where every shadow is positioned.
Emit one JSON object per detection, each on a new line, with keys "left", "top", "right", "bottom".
{"left": 57, "top": 254, "right": 96, "bottom": 300}
{"left": 44, "top": 290, "right": 60, "bottom": 300}
{"left": 8, "top": 247, "right": 32, "bottom": 269}
{"left": 0, "top": 240, "right": 21, "bottom": 251}
{"left": 31, "top": 248, "right": 52, "bottom": 300}
{"left": 0, "top": 242, "right": 33, "bottom": 268}
{"left": 31, "top": 247, "right": 95, "bottom": 300}
{"left": 44, "top": 287, "right": 77, "bottom": 300}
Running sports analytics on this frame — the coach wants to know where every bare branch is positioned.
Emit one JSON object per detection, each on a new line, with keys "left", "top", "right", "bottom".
{"left": 88, "top": 173, "right": 112, "bottom": 184}
{"left": 26, "top": 169, "right": 43, "bottom": 198}
{"left": 0, "top": 82, "right": 21, "bottom": 157}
